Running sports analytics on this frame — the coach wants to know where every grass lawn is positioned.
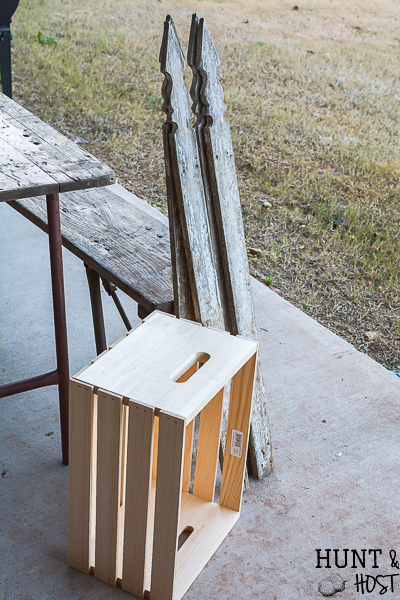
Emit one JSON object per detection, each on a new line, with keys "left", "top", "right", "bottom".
{"left": 11, "top": 0, "right": 400, "bottom": 372}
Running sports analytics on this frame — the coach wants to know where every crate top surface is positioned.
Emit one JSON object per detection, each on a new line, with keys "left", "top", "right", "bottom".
{"left": 75, "top": 312, "right": 258, "bottom": 422}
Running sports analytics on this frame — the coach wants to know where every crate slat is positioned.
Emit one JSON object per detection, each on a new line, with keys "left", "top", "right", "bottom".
{"left": 220, "top": 354, "right": 257, "bottom": 512}
{"left": 121, "top": 401, "right": 155, "bottom": 598}
{"left": 151, "top": 412, "right": 186, "bottom": 600}
{"left": 193, "top": 387, "right": 224, "bottom": 502}
{"left": 68, "top": 380, "right": 96, "bottom": 574}
{"left": 182, "top": 419, "right": 194, "bottom": 493}
{"left": 94, "top": 389, "right": 124, "bottom": 586}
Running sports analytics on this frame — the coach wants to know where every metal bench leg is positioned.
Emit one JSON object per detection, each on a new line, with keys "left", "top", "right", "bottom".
{"left": 47, "top": 193, "right": 69, "bottom": 466}
{"left": 137, "top": 305, "right": 151, "bottom": 320}
{"left": 85, "top": 264, "right": 107, "bottom": 355}
{"left": 0, "top": 21, "right": 12, "bottom": 99}
{"left": 101, "top": 277, "right": 132, "bottom": 331}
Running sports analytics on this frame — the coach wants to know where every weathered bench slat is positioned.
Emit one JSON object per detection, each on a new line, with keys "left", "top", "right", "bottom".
{"left": 0, "top": 136, "right": 59, "bottom": 200}
{"left": 0, "top": 94, "right": 115, "bottom": 199}
{"left": 9, "top": 185, "right": 174, "bottom": 314}
{"left": 0, "top": 94, "right": 115, "bottom": 195}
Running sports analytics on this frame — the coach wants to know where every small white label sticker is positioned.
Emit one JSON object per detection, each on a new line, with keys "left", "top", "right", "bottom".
{"left": 230, "top": 429, "right": 243, "bottom": 458}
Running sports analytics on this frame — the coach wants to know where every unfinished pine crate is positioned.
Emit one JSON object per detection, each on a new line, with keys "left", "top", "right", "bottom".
{"left": 69, "top": 311, "right": 258, "bottom": 600}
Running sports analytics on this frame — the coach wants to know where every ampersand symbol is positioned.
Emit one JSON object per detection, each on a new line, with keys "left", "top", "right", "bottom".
{"left": 390, "top": 550, "right": 399, "bottom": 569}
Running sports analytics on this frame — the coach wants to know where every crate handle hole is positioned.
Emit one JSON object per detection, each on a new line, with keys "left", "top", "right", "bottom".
{"left": 171, "top": 352, "right": 210, "bottom": 383}
{"left": 178, "top": 526, "right": 194, "bottom": 550}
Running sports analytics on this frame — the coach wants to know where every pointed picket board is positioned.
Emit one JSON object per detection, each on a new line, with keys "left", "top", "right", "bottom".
{"left": 159, "top": 15, "right": 225, "bottom": 331}
{"left": 188, "top": 15, "right": 274, "bottom": 479}
{"left": 161, "top": 16, "right": 249, "bottom": 487}
{"left": 187, "top": 13, "right": 234, "bottom": 481}
{"left": 187, "top": 14, "right": 231, "bottom": 332}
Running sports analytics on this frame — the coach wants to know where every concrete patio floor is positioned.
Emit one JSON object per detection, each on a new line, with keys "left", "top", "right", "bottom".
{"left": 0, "top": 200, "right": 399, "bottom": 600}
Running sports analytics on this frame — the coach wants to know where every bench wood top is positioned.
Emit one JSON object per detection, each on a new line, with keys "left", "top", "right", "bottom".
{"left": 9, "top": 185, "right": 174, "bottom": 313}
{"left": 0, "top": 93, "right": 115, "bottom": 201}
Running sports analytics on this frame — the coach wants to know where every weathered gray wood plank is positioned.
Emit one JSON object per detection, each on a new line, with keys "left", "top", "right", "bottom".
{"left": 161, "top": 17, "right": 249, "bottom": 488}
{"left": 0, "top": 95, "right": 116, "bottom": 187}
{"left": 0, "top": 92, "right": 115, "bottom": 201}
{"left": 162, "top": 121, "right": 195, "bottom": 320}
{"left": 9, "top": 186, "right": 173, "bottom": 313}
{"left": 188, "top": 13, "right": 234, "bottom": 481}
{"left": 0, "top": 114, "right": 75, "bottom": 188}
{"left": 187, "top": 14, "right": 231, "bottom": 330}
{"left": 159, "top": 16, "right": 224, "bottom": 330}
{"left": 0, "top": 136, "right": 59, "bottom": 201}
{"left": 188, "top": 16, "right": 274, "bottom": 479}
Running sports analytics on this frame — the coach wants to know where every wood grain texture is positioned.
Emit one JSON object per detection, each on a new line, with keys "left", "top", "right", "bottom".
{"left": 152, "top": 414, "right": 159, "bottom": 480}
{"left": 175, "top": 361, "right": 197, "bottom": 492}
{"left": 163, "top": 122, "right": 195, "bottom": 321}
{"left": 174, "top": 493, "right": 239, "bottom": 600}
{"left": 220, "top": 353, "right": 257, "bottom": 512}
{"left": 68, "top": 379, "right": 95, "bottom": 574}
{"left": 160, "top": 16, "right": 224, "bottom": 330}
{"left": 187, "top": 15, "right": 232, "bottom": 479}
{"left": 187, "top": 13, "right": 230, "bottom": 332}
{"left": 188, "top": 16, "right": 274, "bottom": 479}
{"left": 95, "top": 389, "right": 124, "bottom": 586}
{"left": 77, "top": 311, "right": 257, "bottom": 423}
{"left": 124, "top": 479, "right": 238, "bottom": 600}
{"left": 121, "top": 401, "right": 154, "bottom": 598}
{"left": 161, "top": 15, "right": 244, "bottom": 483}
{"left": 70, "top": 312, "right": 258, "bottom": 600}
{"left": 151, "top": 411, "right": 186, "bottom": 600}
{"left": 193, "top": 387, "right": 224, "bottom": 502}
{"left": 182, "top": 418, "right": 194, "bottom": 493}
{"left": 0, "top": 136, "right": 58, "bottom": 200}
{"left": 0, "top": 93, "right": 115, "bottom": 201}
{"left": 9, "top": 185, "right": 174, "bottom": 313}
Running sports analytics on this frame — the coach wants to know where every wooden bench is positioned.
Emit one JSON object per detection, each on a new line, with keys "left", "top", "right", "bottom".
{"left": 9, "top": 183, "right": 174, "bottom": 354}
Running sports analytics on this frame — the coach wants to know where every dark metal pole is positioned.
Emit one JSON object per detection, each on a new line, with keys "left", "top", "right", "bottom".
{"left": 0, "top": 370, "right": 59, "bottom": 399}
{"left": 85, "top": 264, "right": 107, "bottom": 355}
{"left": 0, "top": 21, "right": 12, "bottom": 98}
{"left": 101, "top": 277, "right": 132, "bottom": 331}
{"left": 46, "top": 193, "right": 69, "bottom": 465}
{"left": 109, "top": 289, "right": 132, "bottom": 331}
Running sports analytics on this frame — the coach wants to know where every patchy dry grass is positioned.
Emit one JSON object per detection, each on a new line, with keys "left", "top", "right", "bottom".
{"left": 11, "top": 0, "right": 400, "bottom": 371}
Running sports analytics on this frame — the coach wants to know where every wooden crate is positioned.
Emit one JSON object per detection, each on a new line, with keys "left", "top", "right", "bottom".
{"left": 69, "top": 311, "right": 258, "bottom": 600}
